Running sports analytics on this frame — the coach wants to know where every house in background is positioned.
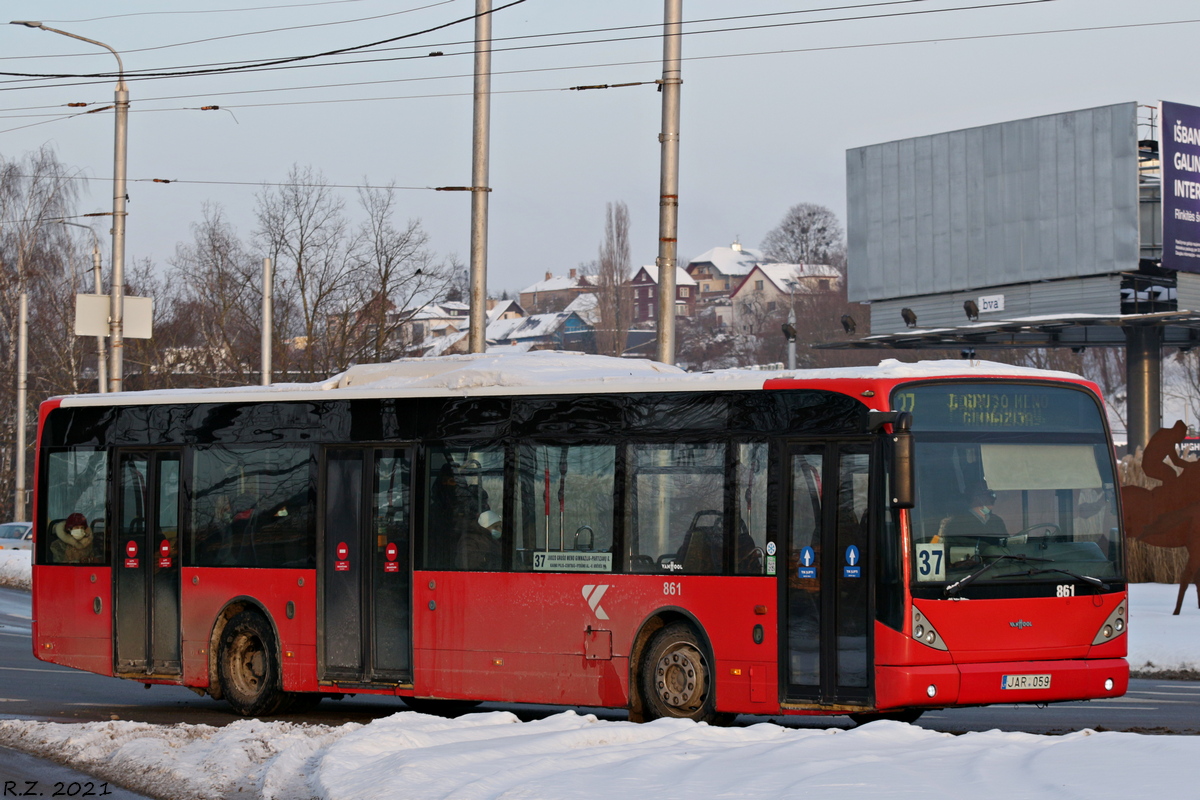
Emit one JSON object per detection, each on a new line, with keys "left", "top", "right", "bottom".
{"left": 729, "top": 262, "right": 842, "bottom": 330}
{"left": 519, "top": 269, "right": 596, "bottom": 313}
{"left": 628, "top": 266, "right": 697, "bottom": 323}
{"left": 486, "top": 310, "right": 594, "bottom": 351}
{"left": 685, "top": 243, "right": 764, "bottom": 303}
{"left": 487, "top": 298, "right": 526, "bottom": 322}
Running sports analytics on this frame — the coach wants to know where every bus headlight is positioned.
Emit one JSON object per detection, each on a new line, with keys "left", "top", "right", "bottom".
{"left": 1104, "top": 678, "right": 1114, "bottom": 691}
{"left": 1091, "top": 601, "right": 1128, "bottom": 646}
{"left": 912, "top": 606, "right": 948, "bottom": 651}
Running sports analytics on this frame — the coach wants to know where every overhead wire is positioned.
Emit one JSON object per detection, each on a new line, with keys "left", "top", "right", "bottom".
{"left": 2, "top": 15, "right": 1196, "bottom": 133}
{"left": 0, "top": 0, "right": 1062, "bottom": 84}
{"left": 43, "top": 0, "right": 410, "bottom": 24}
{"left": 2, "top": 0, "right": 930, "bottom": 66}
{"left": 2, "top": 1, "right": 1191, "bottom": 113}
{"left": 7, "top": 0, "right": 462, "bottom": 62}
{"left": 0, "top": 0, "right": 529, "bottom": 81}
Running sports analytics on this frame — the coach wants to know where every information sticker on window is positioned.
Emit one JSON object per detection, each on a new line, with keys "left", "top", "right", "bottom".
{"left": 533, "top": 552, "right": 613, "bottom": 572}
{"left": 914, "top": 543, "right": 946, "bottom": 582}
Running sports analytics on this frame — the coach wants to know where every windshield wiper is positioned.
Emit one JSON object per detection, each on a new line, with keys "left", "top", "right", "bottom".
{"left": 943, "top": 553, "right": 1050, "bottom": 597}
{"left": 1000, "top": 567, "right": 1110, "bottom": 591}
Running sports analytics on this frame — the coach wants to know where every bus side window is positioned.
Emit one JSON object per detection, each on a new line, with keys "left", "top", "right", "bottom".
{"left": 627, "top": 443, "right": 726, "bottom": 575}
{"left": 514, "top": 444, "right": 616, "bottom": 572}
{"left": 735, "top": 442, "right": 768, "bottom": 575}
{"left": 42, "top": 450, "right": 109, "bottom": 566}
{"left": 190, "top": 446, "right": 315, "bottom": 568}
{"left": 423, "top": 446, "right": 505, "bottom": 571}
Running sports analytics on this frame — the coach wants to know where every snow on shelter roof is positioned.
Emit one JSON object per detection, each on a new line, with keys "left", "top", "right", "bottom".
{"left": 55, "top": 352, "right": 1086, "bottom": 408}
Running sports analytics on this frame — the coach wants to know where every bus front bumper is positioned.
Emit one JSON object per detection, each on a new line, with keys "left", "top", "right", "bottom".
{"left": 875, "top": 658, "right": 1129, "bottom": 710}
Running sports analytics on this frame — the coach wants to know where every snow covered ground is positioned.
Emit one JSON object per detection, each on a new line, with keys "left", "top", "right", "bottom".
{"left": 3, "top": 551, "right": 1200, "bottom": 798}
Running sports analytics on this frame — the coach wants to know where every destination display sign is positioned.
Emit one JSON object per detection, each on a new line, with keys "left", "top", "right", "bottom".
{"left": 532, "top": 551, "right": 613, "bottom": 572}
{"left": 893, "top": 384, "right": 1102, "bottom": 433}
{"left": 1162, "top": 101, "right": 1200, "bottom": 273}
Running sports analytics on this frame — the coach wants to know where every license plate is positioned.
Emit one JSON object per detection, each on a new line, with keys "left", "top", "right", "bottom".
{"left": 1001, "top": 674, "right": 1051, "bottom": 690}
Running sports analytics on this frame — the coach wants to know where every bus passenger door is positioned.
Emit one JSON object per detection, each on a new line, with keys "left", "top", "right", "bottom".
{"left": 321, "top": 448, "right": 412, "bottom": 684}
{"left": 113, "top": 450, "right": 182, "bottom": 677}
{"left": 783, "top": 442, "right": 872, "bottom": 707}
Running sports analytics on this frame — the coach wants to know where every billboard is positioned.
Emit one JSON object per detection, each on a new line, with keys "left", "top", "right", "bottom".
{"left": 1161, "top": 100, "right": 1200, "bottom": 273}
{"left": 847, "top": 103, "right": 1140, "bottom": 303}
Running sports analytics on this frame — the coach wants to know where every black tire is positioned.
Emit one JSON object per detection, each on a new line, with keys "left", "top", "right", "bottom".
{"left": 849, "top": 708, "right": 924, "bottom": 726}
{"left": 640, "top": 622, "right": 731, "bottom": 725}
{"left": 218, "top": 611, "right": 287, "bottom": 716}
{"left": 399, "top": 697, "right": 482, "bottom": 716}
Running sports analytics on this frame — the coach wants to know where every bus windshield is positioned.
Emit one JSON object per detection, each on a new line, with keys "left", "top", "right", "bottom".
{"left": 896, "top": 382, "right": 1123, "bottom": 592}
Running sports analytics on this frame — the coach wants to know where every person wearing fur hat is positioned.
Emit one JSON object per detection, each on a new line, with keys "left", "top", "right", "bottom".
{"left": 50, "top": 513, "right": 98, "bottom": 564}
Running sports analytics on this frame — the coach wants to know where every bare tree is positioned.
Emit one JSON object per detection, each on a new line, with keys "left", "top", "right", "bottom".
{"left": 339, "top": 184, "right": 458, "bottom": 364}
{"left": 163, "top": 204, "right": 261, "bottom": 385}
{"left": 255, "top": 165, "right": 354, "bottom": 380}
{"left": 761, "top": 202, "right": 845, "bottom": 264}
{"left": 0, "top": 146, "right": 84, "bottom": 518}
{"left": 594, "top": 201, "right": 633, "bottom": 357}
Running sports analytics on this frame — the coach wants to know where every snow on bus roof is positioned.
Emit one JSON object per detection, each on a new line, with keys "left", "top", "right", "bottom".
{"left": 55, "top": 351, "right": 1084, "bottom": 407}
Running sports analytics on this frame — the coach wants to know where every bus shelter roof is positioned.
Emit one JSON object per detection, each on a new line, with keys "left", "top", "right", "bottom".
{"left": 815, "top": 311, "right": 1200, "bottom": 350}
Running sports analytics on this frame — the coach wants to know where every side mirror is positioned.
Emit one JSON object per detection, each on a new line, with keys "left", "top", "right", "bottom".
{"left": 891, "top": 412, "right": 914, "bottom": 509}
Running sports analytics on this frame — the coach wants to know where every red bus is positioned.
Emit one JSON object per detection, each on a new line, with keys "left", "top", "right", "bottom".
{"left": 31, "top": 354, "right": 1128, "bottom": 722}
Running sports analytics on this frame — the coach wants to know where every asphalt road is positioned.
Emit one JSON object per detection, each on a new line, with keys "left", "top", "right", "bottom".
{"left": 0, "top": 586, "right": 1196, "bottom": 734}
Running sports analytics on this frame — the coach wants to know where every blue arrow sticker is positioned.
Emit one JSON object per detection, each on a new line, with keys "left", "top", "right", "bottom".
{"left": 843, "top": 545, "right": 861, "bottom": 578}
{"left": 798, "top": 546, "right": 817, "bottom": 579}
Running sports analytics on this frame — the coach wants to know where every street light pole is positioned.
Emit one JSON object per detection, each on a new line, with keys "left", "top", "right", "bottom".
{"left": 655, "top": 0, "right": 683, "bottom": 365}
{"left": 59, "top": 221, "right": 108, "bottom": 393}
{"left": 12, "top": 21, "right": 127, "bottom": 391}
{"left": 467, "top": 0, "right": 492, "bottom": 354}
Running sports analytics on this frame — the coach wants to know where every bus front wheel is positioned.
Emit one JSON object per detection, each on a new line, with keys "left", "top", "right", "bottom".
{"left": 640, "top": 622, "right": 732, "bottom": 725}
{"left": 218, "top": 611, "right": 287, "bottom": 716}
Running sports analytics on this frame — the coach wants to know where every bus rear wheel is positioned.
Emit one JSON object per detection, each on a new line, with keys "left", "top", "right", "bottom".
{"left": 218, "top": 611, "right": 287, "bottom": 716}
{"left": 640, "top": 622, "right": 731, "bottom": 725}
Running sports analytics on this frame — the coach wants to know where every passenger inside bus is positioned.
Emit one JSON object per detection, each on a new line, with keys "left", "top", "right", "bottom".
{"left": 456, "top": 510, "right": 501, "bottom": 570}
{"left": 50, "top": 512, "right": 98, "bottom": 564}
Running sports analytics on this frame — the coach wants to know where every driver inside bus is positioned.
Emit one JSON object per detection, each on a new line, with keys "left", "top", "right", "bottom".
{"left": 942, "top": 482, "right": 1007, "bottom": 540}
{"left": 51, "top": 512, "right": 98, "bottom": 564}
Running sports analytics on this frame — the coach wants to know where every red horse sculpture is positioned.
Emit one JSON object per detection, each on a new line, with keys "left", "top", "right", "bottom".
{"left": 1122, "top": 421, "right": 1200, "bottom": 615}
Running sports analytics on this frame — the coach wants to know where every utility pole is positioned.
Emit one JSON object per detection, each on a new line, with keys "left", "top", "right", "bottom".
{"left": 11, "top": 23, "right": 130, "bottom": 391}
{"left": 467, "top": 0, "right": 492, "bottom": 353}
{"left": 655, "top": 0, "right": 682, "bottom": 365}
{"left": 262, "top": 258, "right": 273, "bottom": 385}
{"left": 59, "top": 220, "right": 107, "bottom": 393}
{"left": 14, "top": 281, "right": 26, "bottom": 521}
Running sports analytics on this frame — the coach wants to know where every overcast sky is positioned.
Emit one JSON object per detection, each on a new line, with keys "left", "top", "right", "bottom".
{"left": 1, "top": 0, "right": 1196, "bottom": 296}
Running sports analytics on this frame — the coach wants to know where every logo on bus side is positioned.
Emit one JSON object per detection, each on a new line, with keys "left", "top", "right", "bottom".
{"left": 582, "top": 584, "right": 609, "bottom": 620}
{"left": 1009, "top": 619, "right": 1032, "bottom": 629}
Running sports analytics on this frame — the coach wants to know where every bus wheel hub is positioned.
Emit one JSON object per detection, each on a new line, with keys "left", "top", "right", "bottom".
{"left": 656, "top": 646, "right": 702, "bottom": 709}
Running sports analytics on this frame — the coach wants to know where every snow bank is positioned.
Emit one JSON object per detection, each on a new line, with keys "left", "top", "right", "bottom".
{"left": 1127, "top": 581, "right": 1200, "bottom": 674}
{"left": 0, "top": 711, "right": 1193, "bottom": 800}
{"left": 0, "top": 549, "right": 31, "bottom": 591}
